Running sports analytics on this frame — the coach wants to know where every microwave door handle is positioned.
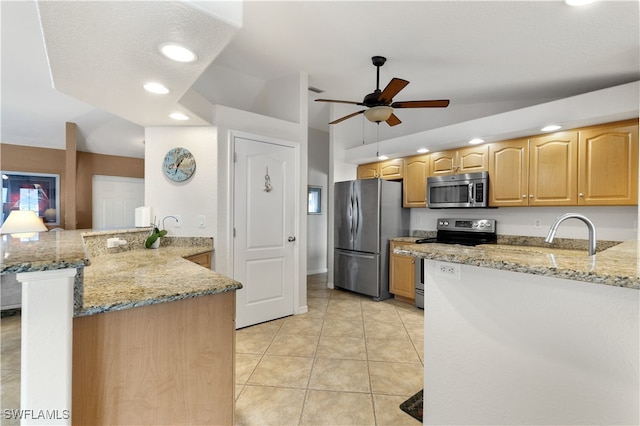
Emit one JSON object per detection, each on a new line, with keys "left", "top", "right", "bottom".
{"left": 468, "top": 183, "right": 474, "bottom": 206}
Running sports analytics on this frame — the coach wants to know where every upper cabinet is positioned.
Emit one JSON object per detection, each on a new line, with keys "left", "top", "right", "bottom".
{"left": 528, "top": 131, "right": 578, "bottom": 206}
{"left": 357, "top": 162, "right": 380, "bottom": 179}
{"left": 488, "top": 139, "right": 529, "bottom": 207}
{"left": 403, "top": 154, "right": 430, "bottom": 208}
{"left": 488, "top": 119, "right": 638, "bottom": 207}
{"left": 357, "top": 159, "right": 404, "bottom": 180}
{"left": 356, "top": 119, "right": 638, "bottom": 208}
{"left": 577, "top": 121, "right": 639, "bottom": 206}
{"left": 430, "top": 146, "right": 488, "bottom": 176}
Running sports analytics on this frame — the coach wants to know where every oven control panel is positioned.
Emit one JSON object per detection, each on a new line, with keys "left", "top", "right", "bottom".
{"left": 437, "top": 218, "right": 496, "bottom": 233}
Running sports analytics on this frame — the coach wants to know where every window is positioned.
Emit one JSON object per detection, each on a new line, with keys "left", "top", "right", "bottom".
{"left": 308, "top": 186, "right": 322, "bottom": 214}
{"left": 1, "top": 172, "right": 60, "bottom": 226}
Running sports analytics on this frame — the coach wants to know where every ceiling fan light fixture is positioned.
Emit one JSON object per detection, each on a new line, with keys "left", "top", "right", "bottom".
{"left": 364, "top": 106, "right": 393, "bottom": 123}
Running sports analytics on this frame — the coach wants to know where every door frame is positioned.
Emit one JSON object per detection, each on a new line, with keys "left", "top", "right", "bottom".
{"left": 228, "top": 131, "right": 305, "bottom": 317}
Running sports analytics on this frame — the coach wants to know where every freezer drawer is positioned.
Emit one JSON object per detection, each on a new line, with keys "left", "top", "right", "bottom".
{"left": 334, "top": 249, "right": 380, "bottom": 298}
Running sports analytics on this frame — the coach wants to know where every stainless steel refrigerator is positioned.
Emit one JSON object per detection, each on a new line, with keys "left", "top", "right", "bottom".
{"left": 334, "top": 178, "right": 409, "bottom": 300}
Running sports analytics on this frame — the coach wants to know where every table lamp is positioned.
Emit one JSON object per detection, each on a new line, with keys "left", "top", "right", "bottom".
{"left": 0, "top": 210, "right": 48, "bottom": 238}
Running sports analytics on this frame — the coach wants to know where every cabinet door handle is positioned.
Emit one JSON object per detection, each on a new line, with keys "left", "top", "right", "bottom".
{"left": 579, "top": 192, "right": 584, "bottom": 197}
{"left": 522, "top": 194, "right": 527, "bottom": 198}
{"left": 529, "top": 194, "right": 534, "bottom": 198}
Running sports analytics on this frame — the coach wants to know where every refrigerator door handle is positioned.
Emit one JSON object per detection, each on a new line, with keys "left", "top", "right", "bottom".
{"left": 354, "top": 194, "right": 360, "bottom": 237}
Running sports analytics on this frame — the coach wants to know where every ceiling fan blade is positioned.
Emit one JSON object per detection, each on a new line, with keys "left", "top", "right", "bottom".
{"left": 385, "top": 113, "right": 402, "bottom": 127}
{"left": 378, "top": 78, "right": 409, "bottom": 104}
{"left": 391, "top": 99, "right": 450, "bottom": 108}
{"left": 329, "top": 110, "right": 365, "bottom": 125}
{"left": 315, "top": 99, "right": 363, "bottom": 106}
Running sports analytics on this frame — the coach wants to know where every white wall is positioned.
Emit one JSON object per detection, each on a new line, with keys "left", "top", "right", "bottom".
{"left": 307, "top": 127, "right": 329, "bottom": 274}
{"left": 423, "top": 261, "right": 639, "bottom": 425}
{"left": 411, "top": 205, "right": 637, "bottom": 241}
{"left": 144, "top": 126, "right": 218, "bottom": 238}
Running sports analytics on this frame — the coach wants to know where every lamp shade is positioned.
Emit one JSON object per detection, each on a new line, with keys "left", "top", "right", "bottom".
{"left": 0, "top": 210, "right": 48, "bottom": 235}
{"left": 364, "top": 106, "right": 393, "bottom": 123}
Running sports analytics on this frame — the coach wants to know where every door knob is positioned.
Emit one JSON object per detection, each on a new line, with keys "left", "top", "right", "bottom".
{"left": 288, "top": 236, "right": 296, "bottom": 242}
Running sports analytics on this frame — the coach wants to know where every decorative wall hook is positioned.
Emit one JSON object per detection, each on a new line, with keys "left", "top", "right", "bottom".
{"left": 263, "top": 166, "right": 272, "bottom": 192}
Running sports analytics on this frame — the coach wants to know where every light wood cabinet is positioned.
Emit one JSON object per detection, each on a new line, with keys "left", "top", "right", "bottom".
{"left": 488, "top": 139, "right": 529, "bottom": 207}
{"left": 403, "top": 154, "right": 430, "bottom": 207}
{"left": 389, "top": 241, "right": 415, "bottom": 301}
{"left": 529, "top": 131, "right": 578, "bottom": 206}
{"left": 185, "top": 251, "right": 212, "bottom": 268}
{"left": 357, "top": 162, "right": 380, "bottom": 179}
{"left": 73, "top": 292, "right": 236, "bottom": 425}
{"left": 430, "top": 146, "right": 488, "bottom": 176}
{"left": 357, "top": 159, "right": 404, "bottom": 180}
{"left": 379, "top": 158, "right": 404, "bottom": 180}
{"left": 578, "top": 121, "right": 639, "bottom": 206}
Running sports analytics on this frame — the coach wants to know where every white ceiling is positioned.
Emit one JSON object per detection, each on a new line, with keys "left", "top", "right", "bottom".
{"left": 1, "top": 1, "right": 638, "bottom": 160}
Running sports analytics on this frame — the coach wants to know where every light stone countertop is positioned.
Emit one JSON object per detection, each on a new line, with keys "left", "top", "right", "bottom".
{"left": 0, "top": 229, "right": 242, "bottom": 316}
{"left": 392, "top": 237, "right": 639, "bottom": 290}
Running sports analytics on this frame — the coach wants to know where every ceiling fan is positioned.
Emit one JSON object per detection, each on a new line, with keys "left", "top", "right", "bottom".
{"left": 315, "top": 56, "right": 450, "bottom": 127}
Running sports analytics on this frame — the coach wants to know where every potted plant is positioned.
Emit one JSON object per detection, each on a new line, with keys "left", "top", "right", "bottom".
{"left": 145, "top": 220, "right": 167, "bottom": 249}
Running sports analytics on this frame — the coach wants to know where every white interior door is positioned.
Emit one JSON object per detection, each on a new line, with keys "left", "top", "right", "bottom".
{"left": 234, "top": 136, "right": 296, "bottom": 329}
{"left": 92, "top": 175, "right": 144, "bottom": 229}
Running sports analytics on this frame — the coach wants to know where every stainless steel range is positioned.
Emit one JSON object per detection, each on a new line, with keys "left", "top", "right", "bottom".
{"left": 414, "top": 218, "right": 497, "bottom": 309}
{"left": 416, "top": 218, "right": 497, "bottom": 246}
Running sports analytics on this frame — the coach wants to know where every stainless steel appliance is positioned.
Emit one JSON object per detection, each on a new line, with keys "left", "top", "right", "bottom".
{"left": 427, "top": 171, "right": 489, "bottom": 208}
{"left": 334, "top": 179, "right": 409, "bottom": 300}
{"left": 414, "top": 218, "right": 497, "bottom": 308}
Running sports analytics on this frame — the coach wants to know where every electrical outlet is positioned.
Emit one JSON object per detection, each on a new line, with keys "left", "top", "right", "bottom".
{"left": 435, "top": 261, "right": 461, "bottom": 280}
{"left": 534, "top": 219, "right": 542, "bottom": 229}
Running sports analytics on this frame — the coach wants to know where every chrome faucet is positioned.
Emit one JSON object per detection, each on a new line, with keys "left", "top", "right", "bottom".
{"left": 545, "top": 213, "right": 597, "bottom": 256}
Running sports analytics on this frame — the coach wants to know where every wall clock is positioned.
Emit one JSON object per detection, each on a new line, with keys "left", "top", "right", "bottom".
{"left": 162, "top": 147, "right": 196, "bottom": 182}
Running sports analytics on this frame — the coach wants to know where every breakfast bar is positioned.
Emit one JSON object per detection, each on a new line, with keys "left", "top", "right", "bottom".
{"left": 393, "top": 237, "right": 639, "bottom": 425}
{"left": 0, "top": 228, "right": 242, "bottom": 425}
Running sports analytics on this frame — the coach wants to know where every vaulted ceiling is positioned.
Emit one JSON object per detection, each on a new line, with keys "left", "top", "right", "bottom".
{"left": 1, "top": 1, "right": 638, "bottom": 159}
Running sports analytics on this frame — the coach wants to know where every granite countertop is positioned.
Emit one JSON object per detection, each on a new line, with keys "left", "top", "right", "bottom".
{"left": 1, "top": 230, "right": 90, "bottom": 273}
{"left": 392, "top": 237, "right": 639, "bottom": 290}
{"left": 78, "top": 245, "right": 241, "bottom": 317}
{"left": 0, "top": 229, "right": 242, "bottom": 316}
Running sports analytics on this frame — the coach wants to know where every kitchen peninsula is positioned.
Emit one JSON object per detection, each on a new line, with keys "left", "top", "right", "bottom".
{"left": 394, "top": 238, "right": 639, "bottom": 425}
{"left": 1, "top": 228, "right": 241, "bottom": 425}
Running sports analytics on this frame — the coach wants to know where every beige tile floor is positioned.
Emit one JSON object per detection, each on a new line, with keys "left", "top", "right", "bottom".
{"left": 235, "top": 273, "right": 424, "bottom": 425}
{"left": 0, "top": 273, "right": 424, "bottom": 426}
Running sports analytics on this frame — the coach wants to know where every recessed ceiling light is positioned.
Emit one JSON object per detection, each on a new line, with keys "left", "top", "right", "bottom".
{"left": 417, "top": 148, "right": 429, "bottom": 154}
{"left": 565, "top": 0, "right": 595, "bottom": 6}
{"left": 160, "top": 44, "right": 197, "bottom": 63}
{"left": 468, "top": 138, "right": 484, "bottom": 145}
{"left": 169, "top": 112, "right": 190, "bottom": 121}
{"left": 378, "top": 154, "right": 389, "bottom": 161}
{"left": 541, "top": 125, "right": 562, "bottom": 132}
{"left": 143, "top": 82, "right": 169, "bottom": 95}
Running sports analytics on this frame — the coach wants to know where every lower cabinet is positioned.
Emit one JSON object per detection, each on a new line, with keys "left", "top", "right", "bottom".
{"left": 389, "top": 241, "right": 415, "bottom": 301}
{"left": 185, "top": 251, "right": 212, "bottom": 268}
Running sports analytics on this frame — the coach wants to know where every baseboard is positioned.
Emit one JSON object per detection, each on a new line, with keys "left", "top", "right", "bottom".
{"left": 295, "top": 305, "right": 308, "bottom": 315}
{"left": 307, "top": 268, "right": 328, "bottom": 275}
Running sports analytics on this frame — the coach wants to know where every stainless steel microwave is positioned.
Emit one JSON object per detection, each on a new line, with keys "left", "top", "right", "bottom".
{"left": 427, "top": 171, "right": 489, "bottom": 208}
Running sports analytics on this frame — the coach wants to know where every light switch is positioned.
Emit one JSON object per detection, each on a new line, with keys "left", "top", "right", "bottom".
{"left": 198, "top": 215, "right": 206, "bottom": 228}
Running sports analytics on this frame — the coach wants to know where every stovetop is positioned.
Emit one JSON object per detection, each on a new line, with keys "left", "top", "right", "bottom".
{"left": 416, "top": 218, "right": 497, "bottom": 246}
